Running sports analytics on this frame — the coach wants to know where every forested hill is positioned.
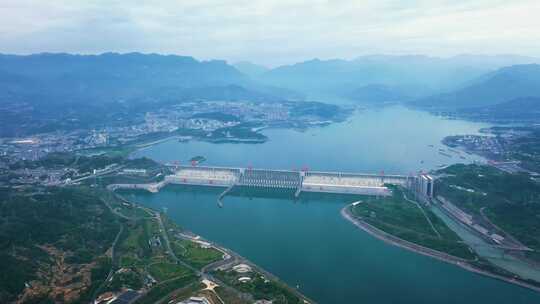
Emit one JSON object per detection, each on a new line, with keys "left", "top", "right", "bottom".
{"left": 0, "top": 187, "right": 118, "bottom": 303}
{"left": 0, "top": 53, "right": 294, "bottom": 136}
{"left": 0, "top": 52, "right": 262, "bottom": 104}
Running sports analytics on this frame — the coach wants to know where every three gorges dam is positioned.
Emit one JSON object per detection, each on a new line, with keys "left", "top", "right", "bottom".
{"left": 109, "top": 165, "right": 435, "bottom": 204}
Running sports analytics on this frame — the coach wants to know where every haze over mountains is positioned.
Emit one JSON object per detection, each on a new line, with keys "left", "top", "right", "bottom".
{"left": 0, "top": 53, "right": 287, "bottom": 136}
{"left": 414, "top": 64, "right": 540, "bottom": 109}
{"left": 255, "top": 54, "right": 540, "bottom": 101}
{"left": 0, "top": 53, "right": 265, "bottom": 103}
{"left": 233, "top": 61, "right": 269, "bottom": 78}
{"left": 251, "top": 54, "right": 540, "bottom": 119}
{"left": 1, "top": 52, "right": 540, "bottom": 132}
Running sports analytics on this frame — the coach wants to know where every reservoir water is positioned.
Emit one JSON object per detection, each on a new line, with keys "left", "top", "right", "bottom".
{"left": 131, "top": 106, "right": 485, "bottom": 173}
{"left": 131, "top": 106, "right": 540, "bottom": 303}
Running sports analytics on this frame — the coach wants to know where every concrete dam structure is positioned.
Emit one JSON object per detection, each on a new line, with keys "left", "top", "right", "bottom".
{"left": 158, "top": 165, "right": 416, "bottom": 197}
{"left": 108, "top": 166, "right": 434, "bottom": 202}
{"left": 109, "top": 165, "right": 435, "bottom": 206}
{"left": 238, "top": 169, "right": 302, "bottom": 189}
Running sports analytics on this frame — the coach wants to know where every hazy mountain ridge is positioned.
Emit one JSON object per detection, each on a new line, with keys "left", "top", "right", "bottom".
{"left": 0, "top": 53, "right": 295, "bottom": 136}
{"left": 233, "top": 61, "right": 269, "bottom": 78}
{"left": 453, "top": 97, "right": 540, "bottom": 122}
{"left": 413, "top": 64, "right": 540, "bottom": 109}
{"left": 345, "top": 84, "right": 409, "bottom": 103}
{"left": 257, "top": 54, "right": 540, "bottom": 101}
{"left": 0, "top": 52, "right": 255, "bottom": 103}
{"left": 2, "top": 52, "right": 540, "bottom": 131}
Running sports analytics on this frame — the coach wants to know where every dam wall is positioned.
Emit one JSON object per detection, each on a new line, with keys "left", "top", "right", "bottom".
{"left": 154, "top": 165, "right": 414, "bottom": 196}
{"left": 238, "top": 169, "right": 302, "bottom": 189}
{"left": 165, "top": 167, "right": 240, "bottom": 187}
{"left": 110, "top": 165, "right": 430, "bottom": 201}
{"left": 301, "top": 171, "right": 410, "bottom": 196}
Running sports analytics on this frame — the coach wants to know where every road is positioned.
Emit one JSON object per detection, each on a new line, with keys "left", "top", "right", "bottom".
{"left": 69, "top": 164, "right": 125, "bottom": 184}
{"left": 403, "top": 192, "right": 441, "bottom": 239}
{"left": 105, "top": 190, "right": 315, "bottom": 303}
{"left": 479, "top": 207, "right": 532, "bottom": 251}
{"left": 91, "top": 214, "right": 124, "bottom": 300}
{"left": 153, "top": 211, "right": 203, "bottom": 275}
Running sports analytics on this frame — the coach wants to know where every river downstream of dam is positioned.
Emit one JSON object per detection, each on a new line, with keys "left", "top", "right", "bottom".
{"left": 130, "top": 106, "right": 540, "bottom": 303}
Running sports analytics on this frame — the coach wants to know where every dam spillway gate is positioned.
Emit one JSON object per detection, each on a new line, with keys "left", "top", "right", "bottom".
{"left": 162, "top": 165, "right": 418, "bottom": 197}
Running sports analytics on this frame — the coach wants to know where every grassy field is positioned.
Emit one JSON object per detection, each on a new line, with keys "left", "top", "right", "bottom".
{"left": 148, "top": 261, "right": 194, "bottom": 282}
{"left": 351, "top": 186, "right": 475, "bottom": 260}
{"left": 171, "top": 239, "right": 223, "bottom": 269}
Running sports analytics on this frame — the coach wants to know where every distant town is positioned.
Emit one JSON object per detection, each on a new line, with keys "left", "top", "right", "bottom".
{"left": 443, "top": 126, "right": 540, "bottom": 175}
{"left": 0, "top": 100, "right": 349, "bottom": 167}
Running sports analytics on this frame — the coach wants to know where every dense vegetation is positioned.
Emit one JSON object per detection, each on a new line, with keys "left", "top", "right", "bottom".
{"left": 504, "top": 127, "right": 540, "bottom": 172}
{"left": 10, "top": 152, "right": 122, "bottom": 172}
{"left": 213, "top": 270, "right": 304, "bottom": 304}
{"left": 171, "top": 239, "right": 223, "bottom": 270}
{"left": 11, "top": 152, "right": 163, "bottom": 176}
{"left": 0, "top": 187, "right": 118, "bottom": 303}
{"left": 436, "top": 164, "right": 540, "bottom": 254}
{"left": 209, "top": 123, "right": 267, "bottom": 141}
{"left": 351, "top": 186, "right": 475, "bottom": 259}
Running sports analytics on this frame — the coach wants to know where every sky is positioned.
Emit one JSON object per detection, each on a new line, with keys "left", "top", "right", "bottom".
{"left": 0, "top": 0, "right": 539, "bottom": 66}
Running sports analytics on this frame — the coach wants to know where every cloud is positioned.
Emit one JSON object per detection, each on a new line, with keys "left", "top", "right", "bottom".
{"left": 0, "top": 0, "right": 538, "bottom": 66}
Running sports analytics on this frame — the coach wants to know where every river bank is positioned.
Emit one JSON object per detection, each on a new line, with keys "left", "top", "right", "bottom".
{"left": 341, "top": 203, "right": 540, "bottom": 294}
{"left": 128, "top": 106, "right": 540, "bottom": 303}
{"left": 113, "top": 190, "right": 315, "bottom": 303}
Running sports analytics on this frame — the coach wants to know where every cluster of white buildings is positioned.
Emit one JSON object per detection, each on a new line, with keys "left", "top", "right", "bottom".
{"left": 166, "top": 167, "right": 238, "bottom": 186}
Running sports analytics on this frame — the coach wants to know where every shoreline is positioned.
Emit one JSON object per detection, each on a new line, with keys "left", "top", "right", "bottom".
{"left": 340, "top": 204, "right": 540, "bottom": 294}
{"left": 123, "top": 115, "right": 355, "bottom": 160}
{"left": 115, "top": 191, "right": 316, "bottom": 303}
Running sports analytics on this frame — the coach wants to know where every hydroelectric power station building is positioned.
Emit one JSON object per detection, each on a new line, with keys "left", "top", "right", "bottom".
{"left": 109, "top": 165, "right": 434, "bottom": 201}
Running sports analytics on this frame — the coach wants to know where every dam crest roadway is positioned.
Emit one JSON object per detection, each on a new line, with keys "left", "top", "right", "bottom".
{"left": 108, "top": 165, "right": 432, "bottom": 206}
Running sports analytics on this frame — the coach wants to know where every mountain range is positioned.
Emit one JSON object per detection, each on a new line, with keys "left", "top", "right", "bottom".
{"left": 456, "top": 97, "right": 540, "bottom": 121}
{"left": 0, "top": 53, "right": 290, "bottom": 136}
{"left": 255, "top": 54, "right": 540, "bottom": 101}
{"left": 413, "top": 64, "right": 540, "bottom": 110}
{"left": 0, "top": 52, "right": 274, "bottom": 104}
{"left": 233, "top": 61, "right": 269, "bottom": 78}
{"left": 1, "top": 52, "right": 540, "bottom": 135}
